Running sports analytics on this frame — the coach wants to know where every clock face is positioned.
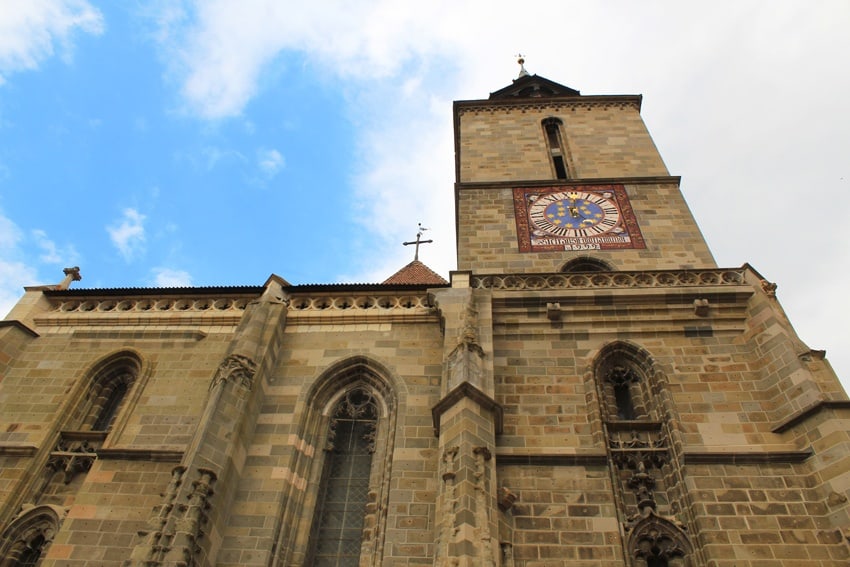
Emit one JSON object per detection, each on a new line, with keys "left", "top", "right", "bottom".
{"left": 513, "top": 185, "right": 645, "bottom": 252}
{"left": 529, "top": 190, "right": 622, "bottom": 238}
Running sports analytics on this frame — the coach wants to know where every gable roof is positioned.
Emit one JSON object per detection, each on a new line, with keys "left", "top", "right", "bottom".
{"left": 382, "top": 260, "right": 448, "bottom": 285}
{"left": 489, "top": 74, "right": 580, "bottom": 100}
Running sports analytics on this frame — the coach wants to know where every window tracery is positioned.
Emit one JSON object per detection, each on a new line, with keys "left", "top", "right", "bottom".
{"left": 0, "top": 506, "right": 62, "bottom": 567}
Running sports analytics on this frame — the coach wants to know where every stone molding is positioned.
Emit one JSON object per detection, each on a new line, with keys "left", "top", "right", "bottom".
{"left": 431, "top": 382, "right": 504, "bottom": 436}
{"left": 0, "top": 320, "right": 39, "bottom": 337}
{"left": 455, "top": 95, "right": 643, "bottom": 116}
{"left": 455, "top": 175, "right": 683, "bottom": 191}
{"left": 771, "top": 399, "right": 850, "bottom": 433}
{"left": 683, "top": 449, "right": 813, "bottom": 464}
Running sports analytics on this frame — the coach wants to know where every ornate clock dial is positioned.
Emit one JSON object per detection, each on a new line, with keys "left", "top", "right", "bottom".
{"left": 529, "top": 190, "right": 621, "bottom": 238}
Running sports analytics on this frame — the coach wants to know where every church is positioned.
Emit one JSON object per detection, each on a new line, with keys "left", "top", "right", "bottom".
{"left": 1, "top": 65, "right": 849, "bottom": 566}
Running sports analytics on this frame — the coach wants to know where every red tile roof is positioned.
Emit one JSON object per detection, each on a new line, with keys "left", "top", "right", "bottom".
{"left": 382, "top": 260, "right": 448, "bottom": 285}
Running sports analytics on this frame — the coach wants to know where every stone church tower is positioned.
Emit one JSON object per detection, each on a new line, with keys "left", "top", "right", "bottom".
{"left": 1, "top": 68, "right": 849, "bottom": 566}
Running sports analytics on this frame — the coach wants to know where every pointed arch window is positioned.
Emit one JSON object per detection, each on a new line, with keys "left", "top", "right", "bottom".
{"left": 0, "top": 506, "right": 61, "bottom": 567}
{"left": 630, "top": 515, "right": 692, "bottom": 567}
{"left": 308, "top": 388, "right": 379, "bottom": 567}
{"left": 72, "top": 354, "right": 139, "bottom": 433}
{"left": 271, "top": 357, "right": 397, "bottom": 567}
{"left": 542, "top": 117, "right": 569, "bottom": 179}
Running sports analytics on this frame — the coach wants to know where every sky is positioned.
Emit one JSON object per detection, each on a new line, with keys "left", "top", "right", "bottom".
{"left": 0, "top": 1, "right": 848, "bottom": 389}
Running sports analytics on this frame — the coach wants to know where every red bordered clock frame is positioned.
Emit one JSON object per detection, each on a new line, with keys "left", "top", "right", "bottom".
{"left": 513, "top": 185, "right": 646, "bottom": 253}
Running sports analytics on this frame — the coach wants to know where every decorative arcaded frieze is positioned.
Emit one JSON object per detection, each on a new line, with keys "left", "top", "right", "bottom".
{"left": 51, "top": 297, "right": 250, "bottom": 314}
{"left": 288, "top": 294, "right": 433, "bottom": 312}
{"left": 471, "top": 269, "right": 746, "bottom": 291}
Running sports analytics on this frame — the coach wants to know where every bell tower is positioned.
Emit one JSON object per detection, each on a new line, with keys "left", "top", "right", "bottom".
{"left": 454, "top": 63, "right": 715, "bottom": 273}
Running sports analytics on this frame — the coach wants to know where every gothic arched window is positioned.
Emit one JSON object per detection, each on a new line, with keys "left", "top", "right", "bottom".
{"left": 72, "top": 353, "right": 140, "bottom": 433}
{"left": 270, "top": 357, "right": 397, "bottom": 567}
{"left": 629, "top": 515, "right": 692, "bottom": 567}
{"left": 308, "top": 388, "right": 378, "bottom": 566}
{"left": 0, "top": 506, "right": 62, "bottom": 567}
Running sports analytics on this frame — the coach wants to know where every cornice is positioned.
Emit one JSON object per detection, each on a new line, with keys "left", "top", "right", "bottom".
{"left": 454, "top": 94, "right": 643, "bottom": 115}
{"left": 772, "top": 399, "right": 850, "bottom": 433}
{"left": 456, "top": 176, "right": 681, "bottom": 192}
{"left": 432, "top": 382, "right": 504, "bottom": 436}
{"left": 0, "top": 320, "right": 39, "bottom": 337}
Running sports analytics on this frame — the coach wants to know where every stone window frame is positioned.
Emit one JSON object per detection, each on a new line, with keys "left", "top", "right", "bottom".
{"left": 628, "top": 513, "right": 693, "bottom": 567}
{"left": 541, "top": 116, "right": 571, "bottom": 180}
{"left": 594, "top": 344, "right": 658, "bottom": 423}
{"left": 65, "top": 349, "right": 152, "bottom": 446}
{"left": 0, "top": 505, "right": 63, "bottom": 566}
{"left": 273, "top": 356, "right": 399, "bottom": 567}
{"left": 306, "top": 387, "right": 380, "bottom": 565}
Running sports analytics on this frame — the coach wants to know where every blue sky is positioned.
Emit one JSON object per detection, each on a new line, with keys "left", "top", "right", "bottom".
{"left": 1, "top": 1, "right": 849, "bottom": 388}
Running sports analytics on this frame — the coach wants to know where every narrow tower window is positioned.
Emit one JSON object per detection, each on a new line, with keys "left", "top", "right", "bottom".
{"left": 614, "top": 382, "right": 637, "bottom": 420}
{"left": 542, "top": 117, "right": 569, "bottom": 179}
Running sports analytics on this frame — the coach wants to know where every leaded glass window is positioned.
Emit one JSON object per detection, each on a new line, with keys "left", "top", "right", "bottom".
{"left": 308, "top": 389, "right": 377, "bottom": 567}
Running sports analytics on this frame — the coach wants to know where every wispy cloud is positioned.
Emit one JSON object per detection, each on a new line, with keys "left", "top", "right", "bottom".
{"left": 151, "top": 2, "right": 463, "bottom": 119}
{"left": 151, "top": 267, "right": 192, "bottom": 287}
{"left": 257, "top": 148, "right": 284, "bottom": 178}
{"left": 31, "top": 228, "right": 78, "bottom": 265}
{"left": 107, "top": 208, "right": 146, "bottom": 261}
{"left": 0, "top": 0, "right": 104, "bottom": 85}
{"left": 0, "top": 211, "right": 37, "bottom": 317}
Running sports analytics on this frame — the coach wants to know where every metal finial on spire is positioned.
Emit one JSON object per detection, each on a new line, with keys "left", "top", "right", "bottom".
{"left": 516, "top": 53, "right": 530, "bottom": 78}
{"left": 403, "top": 223, "right": 433, "bottom": 262}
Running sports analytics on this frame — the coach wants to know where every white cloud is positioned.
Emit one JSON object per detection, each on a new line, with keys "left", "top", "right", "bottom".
{"left": 151, "top": 267, "right": 193, "bottom": 287}
{"left": 31, "top": 228, "right": 78, "bottom": 265}
{"left": 257, "top": 148, "right": 284, "bottom": 178}
{"left": 0, "top": 258, "right": 37, "bottom": 319}
{"left": 0, "top": 0, "right": 104, "bottom": 85}
{"left": 0, "top": 212, "right": 37, "bottom": 318}
{"left": 107, "top": 208, "right": 146, "bottom": 261}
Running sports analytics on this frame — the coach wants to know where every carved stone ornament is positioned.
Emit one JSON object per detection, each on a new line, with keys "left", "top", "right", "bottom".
{"left": 0, "top": 504, "right": 65, "bottom": 562}
{"left": 606, "top": 365, "right": 638, "bottom": 387}
{"left": 498, "top": 486, "right": 518, "bottom": 512}
{"left": 627, "top": 512, "right": 692, "bottom": 567}
{"left": 210, "top": 354, "right": 258, "bottom": 391}
{"left": 761, "top": 279, "right": 778, "bottom": 297}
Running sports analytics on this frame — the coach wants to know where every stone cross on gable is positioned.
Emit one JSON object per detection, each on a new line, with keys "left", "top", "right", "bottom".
{"left": 57, "top": 266, "right": 82, "bottom": 290}
{"left": 403, "top": 223, "right": 433, "bottom": 261}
